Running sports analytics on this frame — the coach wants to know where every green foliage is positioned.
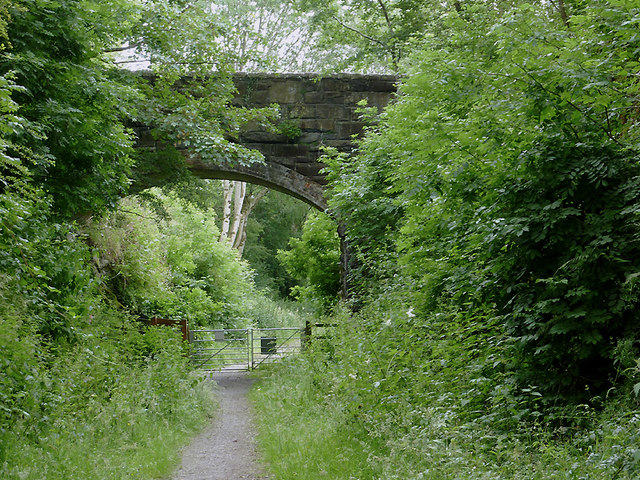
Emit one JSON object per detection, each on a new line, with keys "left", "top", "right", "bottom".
{"left": 0, "top": 0, "right": 282, "bottom": 218}
{"left": 294, "top": 0, "right": 514, "bottom": 72}
{"left": 87, "top": 191, "right": 255, "bottom": 328}
{"left": 276, "top": 119, "right": 302, "bottom": 140}
{"left": 159, "top": 190, "right": 254, "bottom": 326}
{"left": 1, "top": 0, "right": 138, "bottom": 216}
{"left": 243, "top": 189, "right": 310, "bottom": 296}
{"left": 245, "top": 294, "right": 314, "bottom": 329}
{"left": 87, "top": 197, "right": 174, "bottom": 315}
{"left": 0, "top": 170, "right": 219, "bottom": 476}
{"left": 0, "top": 180, "right": 217, "bottom": 478}
{"left": 326, "top": 0, "right": 640, "bottom": 397}
{"left": 0, "top": 295, "right": 216, "bottom": 479}
{"left": 253, "top": 296, "right": 640, "bottom": 479}
{"left": 277, "top": 210, "right": 341, "bottom": 310}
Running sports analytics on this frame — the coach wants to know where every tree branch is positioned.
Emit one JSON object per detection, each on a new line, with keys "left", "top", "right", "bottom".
{"left": 514, "top": 63, "right": 625, "bottom": 147}
{"left": 103, "top": 42, "right": 142, "bottom": 54}
{"left": 331, "top": 15, "right": 389, "bottom": 50}
{"left": 551, "top": 0, "right": 570, "bottom": 28}
{"left": 377, "top": 0, "right": 394, "bottom": 35}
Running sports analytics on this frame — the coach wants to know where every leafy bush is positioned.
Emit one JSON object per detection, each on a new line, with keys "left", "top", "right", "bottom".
{"left": 87, "top": 191, "right": 255, "bottom": 327}
{"left": 0, "top": 302, "right": 216, "bottom": 480}
{"left": 277, "top": 211, "right": 341, "bottom": 311}
{"left": 245, "top": 294, "right": 314, "bottom": 329}
{"left": 326, "top": 0, "right": 640, "bottom": 398}
{"left": 253, "top": 295, "right": 640, "bottom": 479}
{"left": 0, "top": 199, "right": 217, "bottom": 478}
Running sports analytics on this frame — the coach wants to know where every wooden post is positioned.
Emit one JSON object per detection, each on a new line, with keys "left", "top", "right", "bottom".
{"left": 337, "top": 223, "right": 351, "bottom": 301}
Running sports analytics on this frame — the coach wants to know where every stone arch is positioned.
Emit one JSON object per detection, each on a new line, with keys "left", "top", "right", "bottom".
{"left": 185, "top": 156, "right": 327, "bottom": 212}
{"left": 134, "top": 73, "right": 398, "bottom": 297}
{"left": 134, "top": 73, "right": 397, "bottom": 212}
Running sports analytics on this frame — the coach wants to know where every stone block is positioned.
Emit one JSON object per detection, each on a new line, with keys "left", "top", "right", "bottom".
{"left": 315, "top": 104, "right": 351, "bottom": 121}
{"left": 285, "top": 104, "right": 316, "bottom": 119}
{"left": 322, "top": 139, "right": 353, "bottom": 150}
{"left": 268, "top": 80, "right": 304, "bottom": 104}
{"left": 303, "top": 91, "right": 324, "bottom": 104}
{"left": 345, "top": 91, "right": 392, "bottom": 108}
{"left": 272, "top": 143, "right": 309, "bottom": 157}
{"left": 348, "top": 77, "right": 372, "bottom": 92}
{"left": 240, "top": 131, "right": 288, "bottom": 143}
{"left": 243, "top": 89, "right": 272, "bottom": 106}
{"left": 300, "top": 118, "right": 335, "bottom": 132}
{"left": 250, "top": 143, "right": 279, "bottom": 156}
{"left": 337, "top": 121, "right": 365, "bottom": 138}
{"left": 323, "top": 92, "right": 349, "bottom": 104}
{"left": 321, "top": 78, "right": 351, "bottom": 92}
{"left": 294, "top": 163, "right": 324, "bottom": 177}
{"left": 297, "top": 132, "right": 322, "bottom": 144}
{"left": 271, "top": 156, "right": 297, "bottom": 168}
{"left": 370, "top": 77, "right": 398, "bottom": 92}
{"left": 318, "top": 131, "right": 339, "bottom": 141}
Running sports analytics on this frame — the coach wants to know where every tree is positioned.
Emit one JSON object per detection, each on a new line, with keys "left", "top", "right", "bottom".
{"left": 277, "top": 211, "right": 341, "bottom": 309}
{"left": 243, "top": 190, "right": 310, "bottom": 295}
{"left": 294, "top": 0, "right": 470, "bottom": 73}
{"left": 214, "top": 0, "right": 318, "bottom": 72}
{"left": 0, "top": 0, "right": 275, "bottom": 218}
{"left": 211, "top": 0, "right": 317, "bottom": 258}
{"left": 219, "top": 180, "right": 269, "bottom": 255}
{"left": 324, "top": 0, "right": 640, "bottom": 397}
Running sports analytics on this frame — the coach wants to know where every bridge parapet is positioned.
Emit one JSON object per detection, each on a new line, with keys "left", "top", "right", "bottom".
{"left": 232, "top": 73, "right": 397, "bottom": 186}
{"left": 134, "top": 73, "right": 397, "bottom": 210}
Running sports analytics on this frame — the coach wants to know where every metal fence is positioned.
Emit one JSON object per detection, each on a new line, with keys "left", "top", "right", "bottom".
{"left": 190, "top": 327, "right": 304, "bottom": 371}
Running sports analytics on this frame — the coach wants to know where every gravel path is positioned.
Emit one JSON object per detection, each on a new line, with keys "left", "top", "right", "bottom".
{"left": 169, "top": 371, "right": 272, "bottom": 480}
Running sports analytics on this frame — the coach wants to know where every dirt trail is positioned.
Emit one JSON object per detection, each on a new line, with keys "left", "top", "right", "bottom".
{"left": 169, "top": 371, "right": 272, "bottom": 480}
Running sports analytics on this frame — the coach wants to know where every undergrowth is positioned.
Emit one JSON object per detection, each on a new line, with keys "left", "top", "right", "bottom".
{"left": 251, "top": 300, "right": 640, "bottom": 479}
{"left": 0, "top": 276, "right": 216, "bottom": 480}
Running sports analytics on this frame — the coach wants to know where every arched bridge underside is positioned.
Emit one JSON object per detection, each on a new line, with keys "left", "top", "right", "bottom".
{"left": 135, "top": 73, "right": 397, "bottom": 211}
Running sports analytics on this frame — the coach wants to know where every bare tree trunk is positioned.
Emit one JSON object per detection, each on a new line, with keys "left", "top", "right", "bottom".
{"left": 219, "top": 180, "right": 233, "bottom": 242}
{"left": 219, "top": 180, "right": 268, "bottom": 255}
{"left": 229, "top": 181, "right": 246, "bottom": 247}
{"left": 232, "top": 187, "right": 268, "bottom": 255}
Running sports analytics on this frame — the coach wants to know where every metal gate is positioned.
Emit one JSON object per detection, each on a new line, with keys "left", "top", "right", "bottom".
{"left": 190, "top": 327, "right": 303, "bottom": 371}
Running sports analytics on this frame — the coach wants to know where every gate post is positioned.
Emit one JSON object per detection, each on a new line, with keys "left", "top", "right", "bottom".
{"left": 248, "top": 328, "right": 254, "bottom": 370}
{"left": 337, "top": 223, "right": 352, "bottom": 300}
{"left": 302, "top": 320, "right": 312, "bottom": 349}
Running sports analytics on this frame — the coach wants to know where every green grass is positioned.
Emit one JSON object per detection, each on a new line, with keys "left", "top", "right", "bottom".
{"left": 2, "top": 367, "right": 216, "bottom": 480}
{"left": 250, "top": 359, "right": 382, "bottom": 480}
{"left": 251, "top": 349, "right": 640, "bottom": 480}
{"left": 246, "top": 294, "right": 314, "bottom": 329}
{"left": 0, "top": 306, "right": 218, "bottom": 480}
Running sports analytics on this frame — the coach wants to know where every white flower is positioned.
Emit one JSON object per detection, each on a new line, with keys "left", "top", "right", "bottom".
{"left": 407, "top": 307, "right": 416, "bottom": 318}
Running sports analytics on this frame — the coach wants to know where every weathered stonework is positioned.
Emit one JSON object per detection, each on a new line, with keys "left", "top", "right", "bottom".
{"left": 135, "top": 73, "right": 398, "bottom": 211}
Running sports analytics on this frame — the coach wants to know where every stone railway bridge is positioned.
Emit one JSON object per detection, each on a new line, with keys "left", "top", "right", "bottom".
{"left": 135, "top": 73, "right": 397, "bottom": 211}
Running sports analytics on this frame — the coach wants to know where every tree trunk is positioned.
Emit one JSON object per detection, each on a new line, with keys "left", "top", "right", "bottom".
{"left": 232, "top": 186, "right": 268, "bottom": 255}
{"left": 219, "top": 180, "right": 268, "bottom": 256}
{"left": 556, "top": 0, "right": 570, "bottom": 28}
{"left": 219, "top": 180, "right": 233, "bottom": 242}
{"left": 228, "top": 181, "right": 246, "bottom": 247}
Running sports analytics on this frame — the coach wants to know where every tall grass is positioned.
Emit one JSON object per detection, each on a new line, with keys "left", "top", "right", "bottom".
{"left": 251, "top": 307, "right": 640, "bottom": 479}
{"left": 250, "top": 358, "right": 382, "bottom": 480}
{"left": 246, "top": 294, "right": 315, "bottom": 329}
{"left": 0, "top": 297, "right": 217, "bottom": 480}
